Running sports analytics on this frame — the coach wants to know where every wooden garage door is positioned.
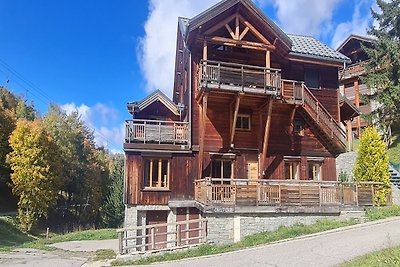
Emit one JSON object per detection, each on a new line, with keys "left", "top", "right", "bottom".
{"left": 146, "top": 211, "right": 168, "bottom": 250}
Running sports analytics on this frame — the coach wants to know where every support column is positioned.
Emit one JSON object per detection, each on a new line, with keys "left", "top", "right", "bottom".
{"left": 266, "top": 50, "right": 271, "bottom": 86}
{"left": 260, "top": 97, "right": 273, "bottom": 177}
{"left": 203, "top": 40, "right": 208, "bottom": 61}
{"left": 230, "top": 94, "right": 242, "bottom": 147}
{"left": 354, "top": 79, "right": 361, "bottom": 137}
{"left": 198, "top": 93, "right": 208, "bottom": 179}
{"left": 346, "top": 120, "right": 353, "bottom": 152}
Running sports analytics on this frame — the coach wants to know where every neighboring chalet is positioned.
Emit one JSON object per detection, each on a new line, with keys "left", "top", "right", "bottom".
{"left": 337, "top": 34, "right": 375, "bottom": 147}
{"left": 120, "top": 0, "right": 386, "bottom": 254}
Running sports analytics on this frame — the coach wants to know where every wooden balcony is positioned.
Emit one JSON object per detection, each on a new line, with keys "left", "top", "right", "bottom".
{"left": 198, "top": 60, "right": 281, "bottom": 95}
{"left": 281, "top": 80, "right": 347, "bottom": 154}
{"left": 339, "top": 62, "right": 367, "bottom": 80}
{"left": 195, "top": 178, "right": 388, "bottom": 210}
{"left": 124, "top": 119, "right": 190, "bottom": 150}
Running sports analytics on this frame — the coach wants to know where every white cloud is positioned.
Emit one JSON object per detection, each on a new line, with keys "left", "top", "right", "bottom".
{"left": 138, "top": 0, "right": 219, "bottom": 97}
{"left": 61, "top": 102, "right": 123, "bottom": 151}
{"left": 269, "top": 0, "right": 342, "bottom": 37}
{"left": 331, "top": 0, "right": 375, "bottom": 49}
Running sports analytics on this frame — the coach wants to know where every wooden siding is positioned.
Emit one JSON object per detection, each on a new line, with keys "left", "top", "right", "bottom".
{"left": 125, "top": 153, "right": 198, "bottom": 205}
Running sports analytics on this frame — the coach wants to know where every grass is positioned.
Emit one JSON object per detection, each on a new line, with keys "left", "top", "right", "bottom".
{"left": 388, "top": 131, "right": 400, "bottom": 165}
{"left": 0, "top": 216, "right": 34, "bottom": 251}
{"left": 95, "top": 249, "right": 117, "bottom": 261}
{"left": 112, "top": 219, "right": 357, "bottom": 266}
{"left": 365, "top": 205, "right": 400, "bottom": 221}
{"left": 0, "top": 216, "right": 117, "bottom": 252}
{"left": 340, "top": 246, "right": 400, "bottom": 267}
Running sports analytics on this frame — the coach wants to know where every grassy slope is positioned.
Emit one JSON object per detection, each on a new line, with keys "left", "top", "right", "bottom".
{"left": 0, "top": 216, "right": 117, "bottom": 252}
{"left": 340, "top": 246, "right": 400, "bottom": 267}
{"left": 0, "top": 217, "right": 34, "bottom": 251}
{"left": 388, "top": 131, "right": 400, "bottom": 165}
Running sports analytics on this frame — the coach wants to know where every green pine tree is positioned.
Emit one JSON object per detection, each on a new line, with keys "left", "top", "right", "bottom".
{"left": 101, "top": 154, "right": 124, "bottom": 228}
{"left": 353, "top": 127, "right": 391, "bottom": 205}
{"left": 363, "top": 0, "right": 400, "bottom": 142}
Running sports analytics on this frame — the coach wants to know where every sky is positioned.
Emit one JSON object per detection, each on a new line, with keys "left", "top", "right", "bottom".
{"left": 0, "top": 0, "right": 377, "bottom": 152}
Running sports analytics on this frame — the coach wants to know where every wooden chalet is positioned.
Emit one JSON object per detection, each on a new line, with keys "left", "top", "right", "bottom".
{"left": 121, "top": 0, "right": 386, "bottom": 254}
{"left": 337, "top": 34, "right": 375, "bottom": 145}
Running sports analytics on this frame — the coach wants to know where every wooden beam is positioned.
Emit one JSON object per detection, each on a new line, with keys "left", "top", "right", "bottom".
{"left": 239, "top": 26, "right": 250, "bottom": 40}
{"left": 205, "top": 36, "right": 275, "bottom": 51}
{"left": 203, "top": 40, "right": 208, "bottom": 61}
{"left": 290, "top": 107, "right": 296, "bottom": 151}
{"left": 260, "top": 98, "right": 273, "bottom": 177}
{"left": 239, "top": 15, "right": 271, "bottom": 46}
{"left": 235, "top": 15, "right": 240, "bottom": 40}
{"left": 266, "top": 50, "right": 271, "bottom": 86}
{"left": 225, "top": 23, "right": 236, "bottom": 40}
{"left": 198, "top": 92, "right": 208, "bottom": 179}
{"left": 346, "top": 120, "right": 353, "bottom": 152}
{"left": 354, "top": 79, "right": 361, "bottom": 137}
{"left": 204, "top": 13, "right": 237, "bottom": 35}
{"left": 230, "top": 94, "right": 242, "bottom": 146}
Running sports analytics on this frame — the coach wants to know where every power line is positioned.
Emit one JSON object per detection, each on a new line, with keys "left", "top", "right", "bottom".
{"left": 0, "top": 58, "right": 121, "bottom": 149}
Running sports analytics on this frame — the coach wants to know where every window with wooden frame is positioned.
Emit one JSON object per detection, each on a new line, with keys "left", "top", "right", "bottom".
{"left": 211, "top": 159, "right": 233, "bottom": 181}
{"left": 143, "top": 159, "right": 170, "bottom": 190}
{"left": 284, "top": 161, "right": 300, "bottom": 180}
{"left": 308, "top": 162, "right": 322, "bottom": 181}
{"left": 236, "top": 114, "right": 251, "bottom": 130}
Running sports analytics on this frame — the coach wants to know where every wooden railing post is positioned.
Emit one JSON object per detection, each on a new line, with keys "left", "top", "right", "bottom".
{"left": 218, "top": 62, "right": 221, "bottom": 88}
{"left": 355, "top": 182, "right": 359, "bottom": 206}
{"left": 118, "top": 231, "right": 124, "bottom": 255}
{"left": 299, "top": 184, "right": 302, "bottom": 206}
{"left": 176, "top": 224, "right": 182, "bottom": 247}
{"left": 371, "top": 184, "right": 375, "bottom": 206}
{"left": 241, "top": 66, "right": 244, "bottom": 91}
{"left": 143, "top": 121, "right": 147, "bottom": 144}
{"left": 202, "top": 220, "right": 207, "bottom": 243}
{"left": 318, "top": 183, "right": 322, "bottom": 206}
{"left": 150, "top": 227, "right": 155, "bottom": 251}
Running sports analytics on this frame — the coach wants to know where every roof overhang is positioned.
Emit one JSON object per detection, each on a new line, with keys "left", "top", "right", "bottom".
{"left": 127, "top": 90, "right": 180, "bottom": 116}
{"left": 339, "top": 95, "right": 360, "bottom": 121}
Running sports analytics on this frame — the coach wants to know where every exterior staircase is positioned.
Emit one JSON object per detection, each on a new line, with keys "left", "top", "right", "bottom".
{"left": 390, "top": 165, "right": 400, "bottom": 190}
{"left": 281, "top": 80, "right": 347, "bottom": 156}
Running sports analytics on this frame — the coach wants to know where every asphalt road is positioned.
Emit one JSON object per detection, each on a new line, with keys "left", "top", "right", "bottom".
{"left": 2, "top": 218, "right": 400, "bottom": 267}
{"left": 149, "top": 217, "right": 400, "bottom": 267}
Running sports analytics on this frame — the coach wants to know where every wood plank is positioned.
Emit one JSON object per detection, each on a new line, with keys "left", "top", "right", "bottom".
{"left": 198, "top": 93, "right": 208, "bottom": 179}
{"left": 225, "top": 23, "right": 236, "bottom": 40}
{"left": 239, "top": 15, "right": 272, "bottom": 46}
{"left": 239, "top": 26, "right": 250, "bottom": 41}
{"left": 204, "top": 36, "right": 274, "bottom": 51}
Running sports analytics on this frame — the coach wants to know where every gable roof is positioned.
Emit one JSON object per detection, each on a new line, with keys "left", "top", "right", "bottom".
{"left": 288, "top": 34, "right": 351, "bottom": 64}
{"left": 336, "top": 34, "right": 375, "bottom": 52}
{"left": 184, "top": 0, "right": 292, "bottom": 50}
{"left": 178, "top": 0, "right": 349, "bottom": 65}
{"left": 127, "top": 90, "right": 180, "bottom": 116}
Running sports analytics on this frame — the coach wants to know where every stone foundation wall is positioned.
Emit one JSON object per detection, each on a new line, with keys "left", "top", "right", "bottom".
{"left": 205, "top": 211, "right": 364, "bottom": 244}
{"left": 336, "top": 152, "right": 358, "bottom": 181}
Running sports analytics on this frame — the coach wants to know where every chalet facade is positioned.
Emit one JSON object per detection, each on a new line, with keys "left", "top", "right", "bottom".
{"left": 121, "top": 0, "right": 385, "bottom": 254}
{"left": 337, "top": 35, "right": 376, "bottom": 147}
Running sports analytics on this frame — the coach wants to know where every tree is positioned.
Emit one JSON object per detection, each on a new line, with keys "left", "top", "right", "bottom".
{"left": 7, "top": 119, "right": 61, "bottom": 231}
{"left": 0, "top": 106, "right": 15, "bottom": 184}
{"left": 101, "top": 154, "right": 124, "bottom": 228}
{"left": 363, "top": 0, "right": 400, "bottom": 143}
{"left": 353, "top": 126, "right": 391, "bottom": 205}
{"left": 44, "top": 104, "right": 109, "bottom": 228}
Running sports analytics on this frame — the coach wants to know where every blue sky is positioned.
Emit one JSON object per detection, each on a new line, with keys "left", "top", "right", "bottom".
{"left": 0, "top": 0, "right": 376, "bottom": 152}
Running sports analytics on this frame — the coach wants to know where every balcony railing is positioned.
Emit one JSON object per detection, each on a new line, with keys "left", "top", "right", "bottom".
{"left": 195, "top": 178, "right": 389, "bottom": 207}
{"left": 198, "top": 60, "right": 281, "bottom": 95}
{"left": 125, "top": 119, "right": 189, "bottom": 146}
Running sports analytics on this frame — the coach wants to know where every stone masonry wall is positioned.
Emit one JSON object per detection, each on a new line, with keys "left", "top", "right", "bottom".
{"left": 336, "top": 152, "right": 358, "bottom": 181}
{"left": 205, "top": 211, "right": 364, "bottom": 244}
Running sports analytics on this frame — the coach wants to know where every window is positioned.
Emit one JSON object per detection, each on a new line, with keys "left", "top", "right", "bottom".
{"left": 211, "top": 160, "right": 232, "bottom": 180}
{"left": 308, "top": 162, "right": 322, "bottom": 180}
{"left": 143, "top": 159, "right": 170, "bottom": 189}
{"left": 294, "top": 120, "right": 304, "bottom": 136}
{"left": 304, "top": 69, "right": 320, "bottom": 89}
{"left": 236, "top": 114, "right": 251, "bottom": 130}
{"left": 285, "top": 161, "right": 299, "bottom": 180}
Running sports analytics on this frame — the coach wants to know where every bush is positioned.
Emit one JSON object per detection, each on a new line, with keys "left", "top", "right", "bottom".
{"left": 353, "top": 127, "right": 391, "bottom": 205}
